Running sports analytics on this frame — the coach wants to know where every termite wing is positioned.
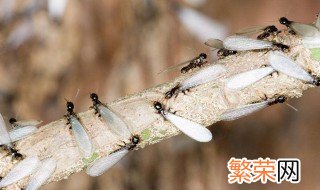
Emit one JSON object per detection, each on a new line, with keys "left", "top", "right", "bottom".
{"left": 154, "top": 101, "right": 212, "bottom": 142}
{"left": 0, "top": 114, "right": 24, "bottom": 159}
{"left": 316, "top": 12, "right": 320, "bottom": 29}
{"left": 0, "top": 113, "right": 12, "bottom": 147}
{"left": 65, "top": 101, "right": 94, "bottom": 158}
{"left": 8, "top": 118, "right": 41, "bottom": 142}
{"left": 90, "top": 93, "right": 132, "bottom": 139}
{"left": 279, "top": 17, "right": 320, "bottom": 37}
{"left": 225, "top": 66, "right": 275, "bottom": 91}
{"left": 165, "top": 64, "right": 226, "bottom": 99}
{"left": 25, "top": 157, "right": 57, "bottom": 190}
{"left": 220, "top": 95, "right": 286, "bottom": 121}
{"left": 269, "top": 51, "right": 320, "bottom": 86}
{"left": 302, "top": 13, "right": 320, "bottom": 48}
{"left": 205, "top": 38, "right": 237, "bottom": 58}
{"left": 205, "top": 35, "right": 289, "bottom": 56}
{"left": 236, "top": 25, "right": 279, "bottom": 39}
{"left": 86, "top": 93, "right": 141, "bottom": 177}
{"left": 0, "top": 156, "right": 40, "bottom": 188}
{"left": 158, "top": 53, "right": 208, "bottom": 74}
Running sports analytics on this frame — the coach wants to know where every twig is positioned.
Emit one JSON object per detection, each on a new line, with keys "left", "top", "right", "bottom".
{"left": 0, "top": 33, "right": 319, "bottom": 189}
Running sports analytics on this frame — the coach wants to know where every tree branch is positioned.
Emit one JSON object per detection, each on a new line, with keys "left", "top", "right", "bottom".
{"left": 1, "top": 33, "right": 319, "bottom": 189}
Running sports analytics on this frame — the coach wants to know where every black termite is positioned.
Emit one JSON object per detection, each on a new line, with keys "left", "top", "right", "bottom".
{"left": 257, "top": 25, "right": 280, "bottom": 39}
{"left": 8, "top": 118, "right": 17, "bottom": 125}
{"left": 90, "top": 93, "right": 103, "bottom": 116}
{"left": 180, "top": 53, "right": 208, "bottom": 73}
{"left": 112, "top": 135, "right": 141, "bottom": 153}
{"left": 64, "top": 99, "right": 94, "bottom": 157}
{"left": 217, "top": 49, "right": 237, "bottom": 58}
{"left": 65, "top": 101, "right": 75, "bottom": 118}
{"left": 64, "top": 100, "right": 77, "bottom": 128}
{"left": 154, "top": 101, "right": 164, "bottom": 114}
{"left": 279, "top": 17, "right": 292, "bottom": 27}
{"left": 8, "top": 147, "right": 23, "bottom": 160}
{"left": 159, "top": 53, "right": 208, "bottom": 74}
{"left": 269, "top": 95, "right": 287, "bottom": 105}
{"left": 312, "top": 77, "right": 320, "bottom": 86}
{"left": 272, "top": 42, "right": 290, "bottom": 52}
{"left": 165, "top": 84, "right": 180, "bottom": 99}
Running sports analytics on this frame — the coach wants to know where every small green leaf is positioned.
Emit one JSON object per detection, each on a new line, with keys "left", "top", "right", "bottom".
{"left": 141, "top": 129, "right": 151, "bottom": 140}
{"left": 311, "top": 48, "right": 320, "bottom": 62}
{"left": 82, "top": 152, "right": 99, "bottom": 165}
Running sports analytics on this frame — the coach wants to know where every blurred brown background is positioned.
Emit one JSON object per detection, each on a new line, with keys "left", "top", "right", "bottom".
{"left": 0, "top": 0, "right": 320, "bottom": 189}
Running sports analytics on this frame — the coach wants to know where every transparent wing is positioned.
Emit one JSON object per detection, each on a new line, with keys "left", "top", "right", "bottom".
{"left": 14, "top": 120, "right": 42, "bottom": 128}
{"left": 316, "top": 12, "right": 320, "bottom": 29}
{"left": 223, "top": 35, "right": 273, "bottom": 51}
{"left": 236, "top": 25, "right": 265, "bottom": 36}
{"left": 70, "top": 116, "right": 94, "bottom": 158}
{"left": 181, "top": 64, "right": 226, "bottom": 90}
{"left": 164, "top": 112, "right": 212, "bottom": 142}
{"left": 25, "top": 158, "right": 57, "bottom": 190}
{"left": 269, "top": 52, "right": 313, "bottom": 83}
{"left": 226, "top": 67, "right": 275, "bottom": 90}
{"left": 99, "top": 105, "right": 132, "bottom": 139}
{"left": 290, "top": 22, "right": 320, "bottom": 37}
{"left": 205, "top": 38, "right": 224, "bottom": 49}
{"left": 302, "top": 36, "right": 320, "bottom": 48}
{"left": 9, "top": 126, "right": 37, "bottom": 143}
{"left": 220, "top": 101, "right": 269, "bottom": 121}
{"left": 0, "top": 156, "right": 40, "bottom": 188}
{"left": 0, "top": 113, "right": 12, "bottom": 146}
{"left": 110, "top": 92, "right": 163, "bottom": 133}
{"left": 158, "top": 59, "right": 193, "bottom": 74}
{"left": 86, "top": 149, "right": 128, "bottom": 177}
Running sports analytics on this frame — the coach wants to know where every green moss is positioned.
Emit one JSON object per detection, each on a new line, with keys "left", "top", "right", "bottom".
{"left": 212, "top": 85, "right": 218, "bottom": 89}
{"left": 159, "top": 130, "right": 167, "bottom": 135}
{"left": 151, "top": 136, "right": 162, "bottom": 142}
{"left": 311, "top": 48, "right": 320, "bottom": 62}
{"left": 141, "top": 129, "right": 151, "bottom": 140}
{"left": 82, "top": 152, "right": 99, "bottom": 165}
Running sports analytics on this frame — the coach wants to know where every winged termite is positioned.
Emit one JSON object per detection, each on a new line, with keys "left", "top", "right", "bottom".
{"left": 269, "top": 51, "right": 320, "bottom": 86}
{"left": 90, "top": 93, "right": 132, "bottom": 139}
{"left": 9, "top": 118, "right": 42, "bottom": 128}
{"left": 205, "top": 35, "right": 289, "bottom": 55}
{"left": 0, "top": 116, "right": 40, "bottom": 159}
{"left": 236, "top": 25, "right": 279, "bottom": 40}
{"left": 220, "top": 95, "right": 286, "bottom": 121}
{"left": 226, "top": 66, "right": 275, "bottom": 91}
{"left": 86, "top": 93, "right": 141, "bottom": 176}
{"left": 0, "top": 113, "right": 24, "bottom": 159}
{"left": 86, "top": 134, "right": 140, "bottom": 176}
{"left": 316, "top": 12, "right": 320, "bottom": 29}
{"left": 0, "top": 113, "right": 12, "bottom": 147}
{"left": 279, "top": 17, "right": 320, "bottom": 37}
{"left": 165, "top": 64, "right": 226, "bottom": 99}
{"left": 154, "top": 101, "right": 212, "bottom": 142}
{"left": 7, "top": 118, "right": 40, "bottom": 142}
{"left": 158, "top": 53, "right": 208, "bottom": 74}
{"left": 64, "top": 101, "right": 94, "bottom": 158}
